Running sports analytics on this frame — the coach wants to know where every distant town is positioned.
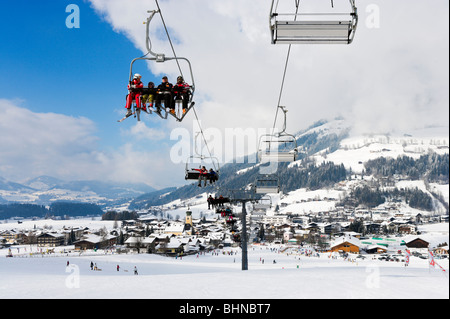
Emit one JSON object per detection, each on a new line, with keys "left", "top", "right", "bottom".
{"left": 1, "top": 198, "right": 448, "bottom": 260}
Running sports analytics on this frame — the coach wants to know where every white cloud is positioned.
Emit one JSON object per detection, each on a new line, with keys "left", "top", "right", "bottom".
{"left": 0, "top": 99, "right": 180, "bottom": 188}
{"left": 88, "top": 0, "right": 449, "bottom": 139}
{"left": 2, "top": 0, "right": 448, "bottom": 189}
{"left": 122, "top": 121, "right": 167, "bottom": 141}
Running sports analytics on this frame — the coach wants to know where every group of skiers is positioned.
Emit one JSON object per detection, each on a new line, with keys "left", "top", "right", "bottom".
{"left": 87, "top": 261, "right": 138, "bottom": 275}
{"left": 125, "top": 74, "right": 191, "bottom": 117}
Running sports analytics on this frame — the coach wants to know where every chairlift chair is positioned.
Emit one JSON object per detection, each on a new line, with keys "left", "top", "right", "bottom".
{"left": 184, "top": 155, "right": 220, "bottom": 182}
{"left": 128, "top": 10, "right": 196, "bottom": 122}
{"left": 253, "top": 195, "right": 273, "bottom": 210}
{"left": 185, "top": 132, "right": 220, "bottom": 181}
{"left": 270, "top": 0, "right": 358, "bottom": 44}
{"left": 255, "top": 174, "right": 280, "bottom": 194}
{"left": 258, "top": 106, "right": 298, "bottom": 163}
{"left": 258, "top": 134, "right": 298, "bottom": 163}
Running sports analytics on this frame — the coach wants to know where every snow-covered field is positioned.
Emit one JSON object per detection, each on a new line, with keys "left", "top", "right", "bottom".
{"left": 1, "top": 232, "right": 448, "bottom": 299}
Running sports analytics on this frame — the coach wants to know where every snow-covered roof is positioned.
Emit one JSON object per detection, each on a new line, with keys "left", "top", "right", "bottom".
{"left": 330, "top": 236, "right": 361, "bottom": 248}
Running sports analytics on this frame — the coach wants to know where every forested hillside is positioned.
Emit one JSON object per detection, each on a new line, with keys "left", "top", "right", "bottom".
{"left": 0, "top": 202, "right": 103, "bottom": 220}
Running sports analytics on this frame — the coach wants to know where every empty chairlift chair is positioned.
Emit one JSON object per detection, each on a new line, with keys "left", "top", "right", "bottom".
{"left": 258, "top": 133, "right": 298, "bottom": 163}
{"left": 258, "top": 106, "right": 299, "bottom": 163}
{"left": 255, "top": 175, "right": 280, "bottom": 194}
{"left": 270, "top": 0, "right": 358, "bottom": 44}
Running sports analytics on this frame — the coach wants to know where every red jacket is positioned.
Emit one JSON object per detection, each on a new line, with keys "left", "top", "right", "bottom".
{"left": 128, "top": 79, "right": 143, "bottom": 93}
{"left": 194, "top": 168, "right": 208, "bottom": 175}
{"left": 173, "top": 82, "right": 190, "bottom": 94}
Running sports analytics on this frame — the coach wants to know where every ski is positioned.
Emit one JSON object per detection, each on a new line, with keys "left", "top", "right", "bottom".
{"left": 117, "top": 111, "right": 136, "bottom": 123}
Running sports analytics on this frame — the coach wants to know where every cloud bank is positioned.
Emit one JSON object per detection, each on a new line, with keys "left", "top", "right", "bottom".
{"left": 89, "top": 0, "right": 449, "bottom": 137}
{"left": 1, "top": 0, "right": 448, "bottom": 189}
{"left": 0, "top": 99, "right": 173, "bottom": 188}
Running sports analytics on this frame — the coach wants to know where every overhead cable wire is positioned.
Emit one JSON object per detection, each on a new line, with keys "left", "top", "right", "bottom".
{"left": 155, "top": 0, "right": 217, "bottom": 172}
{"left": 271, "top": 0, "right": 301, "bottom": 136}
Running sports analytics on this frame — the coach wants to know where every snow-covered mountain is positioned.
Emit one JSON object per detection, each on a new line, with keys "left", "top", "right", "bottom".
{"left": 2, "top": 118, "right": 448, "bottom": 217}
{"left": 0, "top": 177, "right": 35, "bottom": 192}
{"left": 0, "top": 176, "right": 156, "bottom": 206}
{"left": 131, "top": 117, "right": 449, "bottom": 218}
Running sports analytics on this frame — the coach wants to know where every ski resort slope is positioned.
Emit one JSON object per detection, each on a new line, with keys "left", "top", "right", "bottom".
{"left": 1, "top": 243, "right": 448, "bottom": 299}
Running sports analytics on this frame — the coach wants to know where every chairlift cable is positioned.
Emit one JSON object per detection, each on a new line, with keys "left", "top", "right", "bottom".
{"left": 155, "top": 0, "right": 184, "bottom": 79}
{"left": 191, "top": 105, "right": 218, "bottom": 172}
{"left": 271, "top": 0, "right": 301, "bottom": 135}
{"left": 154, "top": 1, "right": 217, "bottom": 172}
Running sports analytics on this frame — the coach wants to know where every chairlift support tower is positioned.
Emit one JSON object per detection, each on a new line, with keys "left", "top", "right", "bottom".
{"left": 226, "top": 190, "right": 263, "bottom": 271}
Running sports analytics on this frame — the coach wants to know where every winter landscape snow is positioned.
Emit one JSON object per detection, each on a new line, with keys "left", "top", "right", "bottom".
{"left": 0, "top": 219, "right": 448, "bottom": 299}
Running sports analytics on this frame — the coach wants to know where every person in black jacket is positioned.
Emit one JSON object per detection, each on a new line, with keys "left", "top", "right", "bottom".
{"left": 155, "top": 76, "right": 173, "bottom": 113}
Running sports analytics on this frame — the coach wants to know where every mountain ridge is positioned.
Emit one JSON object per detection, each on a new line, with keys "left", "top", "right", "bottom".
{"left": 129, "top": 118, "right": 449, "bottom": 211}
{"left": 0, "top": 176, "right": 157, "bottom": 206}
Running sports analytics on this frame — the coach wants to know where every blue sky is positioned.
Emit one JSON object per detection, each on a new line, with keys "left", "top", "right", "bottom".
{"left": 0, "top": 0, "right": 448, "bottom": 189}
{"left": 0, "top": 0, "right": 178, "bottom": 188}
{"left": 0, "top": 0, "right": 160, "bottom": 147}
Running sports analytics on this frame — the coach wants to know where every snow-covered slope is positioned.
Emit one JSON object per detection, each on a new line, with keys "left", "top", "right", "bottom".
{"left": 309, "top": 124, "right": 449, "bottom": 174}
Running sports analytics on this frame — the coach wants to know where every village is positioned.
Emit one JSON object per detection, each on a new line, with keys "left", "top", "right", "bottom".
{"left": 1, "top": 196, "right": 449, "bottom": 262}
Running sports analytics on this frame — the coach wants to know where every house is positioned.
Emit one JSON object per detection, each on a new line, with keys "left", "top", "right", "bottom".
{"left": 156, "top": 238, "right": 184, "bottom": 256}
{"left": 405, "top": 237, "right": 429, "bottom": 249}
{"left": 283, "top": 231, "right": 293, "bottom": 243}
{"left": 263, "top": 215, "right": 288, "bottom": 225}
{"left": 124, "top": 236, "right": 143, "bottom": 249}
{"left": 434, "top": 245, "right": 449, "bottom": 256}
{"left": 164, "top": 223, "right": 186, "bottom": 236}
{"left": 365, "top": 245, "right": 388, "bottom": 254}
{"left": 317, "top": 223, "right": 335, "bottom": 235}
{"left": 37, "top": 232, "right": 65, "bottom": 247}
{"left": 398, "top": 224, "right": 416, "bottom": 234}
{"left": 330, "top": 236, "right": 361, "bottom": 253}
{"left": 74, "top": 234, "right": 117, "bottom": 250}
{"left": 0, "top": 230, "right": 24, "bottom": 244}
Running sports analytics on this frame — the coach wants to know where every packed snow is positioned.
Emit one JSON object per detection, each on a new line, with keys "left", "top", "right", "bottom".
{"left": 0, "top": 220, "right": 448, "bottom": 299}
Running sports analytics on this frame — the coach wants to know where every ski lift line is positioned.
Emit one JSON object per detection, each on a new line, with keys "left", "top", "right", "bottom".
{"left": 153, "top": 0, "right": 216, "bottom": 168}
{"left": 154, "top": 0, "right": 184, "bottom": 79}
{"left": 271, "top": 1, "right": 300, "bottom": 137}
{"left": 191, "top": 104, "right": 218, "bottom": 172}
{"left": 273, "top": 12, "right": 354, "bottom": 16}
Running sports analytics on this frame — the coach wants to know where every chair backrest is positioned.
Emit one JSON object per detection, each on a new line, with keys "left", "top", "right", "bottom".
{"left": 255, "top": 186, "right": 280, "bottom": 194}
{"left": 274, "top": 20, "right": 353, "bottom": 44}
{"left": 269, "top": 0, "right": 358, "bottom": 44}
{"left": 259, "top": 151, "right": 297, "bottom": 163}
{"left": 255, "top": 175, "right": 280, "bottom": 194}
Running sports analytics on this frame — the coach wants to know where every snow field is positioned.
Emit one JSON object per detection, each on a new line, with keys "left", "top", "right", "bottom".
{"left": 1, "top": 245, "right": 448, "bottom": 299}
